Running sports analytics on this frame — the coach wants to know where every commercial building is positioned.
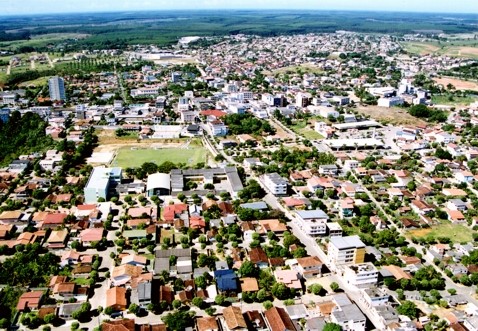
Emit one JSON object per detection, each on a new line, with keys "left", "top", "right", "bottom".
{"left": 48, "top": 76, "right": 66, "bottom": 101}
{"left": 264, "top": 173, "right": 288, "bottom": 195}
{"left": 170, "top": 167, "right": 243, "bottom": 197}
{"left": 146, "top": 173, "right": 171, "bottom": 197}
{"left": 328, "top": 235, "right": 366, "bottom": 266}
{"left": 84, "top": 167, "right": 122, "bottom": 203}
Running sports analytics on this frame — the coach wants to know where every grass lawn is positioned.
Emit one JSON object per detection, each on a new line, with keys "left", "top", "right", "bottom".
{"left": 291, "top": 120, "right": 324, "bottom": 140}
{"left": 432, "top": 94, "right": 478, "bottom": 106}
{"left": 407, "top": 223, "right": 472, "bottom": 243}
{"left": 114, "top": 146, "right": 208, "bottom": 168}
{"left": 74, "top": 277, "right": 90, "bottom": 286}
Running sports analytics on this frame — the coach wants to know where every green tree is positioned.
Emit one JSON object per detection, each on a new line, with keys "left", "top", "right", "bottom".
{"left": 162, "top": 310, "right": 195, "bottom": 331}
{"left": 192, "top": 297, "right": 204, "bottom": 309}
{"left": 239, "top": 260, "right": 259, "bottom": 277}
{"left": 128, "top": 303, "right": 140, "bottom": 315}
{"left": 215, "top": 294, "right": 226, "bottom": 306}
{"left": 323, "top": 323, "right": 342, "bottom": 331}
{"left": 330, "top": 282, "right": 340, "bottom": 292}
{"left": 397, "top": 301, "right": 418, "bottom": 319}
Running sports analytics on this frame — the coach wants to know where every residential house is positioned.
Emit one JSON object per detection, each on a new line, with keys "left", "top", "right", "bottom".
{"left": 295, "top": 256, "right": 323, "bottom": 279}
{"left": 106, "top": 287, "right": 127, "bottom": 311}
{"left": 17, "top": 291, "right": 43, "bottom": 311}
{"left": 249, "top": 247, "right": 269, "bottom": 268}
{"left": 79, "top": 228, "right": 104, "bottom": 247}
{"left": 264, "top": 307, "right": 297, "bottom": 331}
{"left": 221, "top": 306, "right": 247, "bottom": 331}
{"left": 274, "top": 269, "right": 301, "bottom": 290}
{"left": 111, "top": 264, "right": 143, "bottom": 286}
{"left": 197, "top": 317, "right": 219, "bottom": 331}
{"left": 47, "top": 229, "right": 68, "bottom": 249}
{"left": 214, "top": 269, "right": 238, "bottom": 294}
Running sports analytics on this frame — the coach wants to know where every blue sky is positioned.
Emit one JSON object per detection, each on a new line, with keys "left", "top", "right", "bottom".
{"left": 1, "top": 0, "right": 478, "bottom": 15}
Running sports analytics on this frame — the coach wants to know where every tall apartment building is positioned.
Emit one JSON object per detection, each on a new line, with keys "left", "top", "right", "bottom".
{"left": 264, "top": 173, "right": 288, "bottom": 195}
{"left": 48, "top": 76, "right": 66, "bottom": 101}
{"left": 328, "top": 235, "right": 366, "bottom": 266}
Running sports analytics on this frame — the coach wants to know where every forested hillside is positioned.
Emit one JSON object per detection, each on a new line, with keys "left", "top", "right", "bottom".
{"left": 0, "top": 111, "right": 54, "bottom": 166}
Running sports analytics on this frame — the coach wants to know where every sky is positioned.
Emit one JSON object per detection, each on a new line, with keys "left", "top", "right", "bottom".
{"left": 1, "top": 0, "right": 478, "bottom": 15}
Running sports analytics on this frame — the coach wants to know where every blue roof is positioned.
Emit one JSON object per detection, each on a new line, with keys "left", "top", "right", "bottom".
{"left": 214, "top": 269, "right": 238, "bottom": 292}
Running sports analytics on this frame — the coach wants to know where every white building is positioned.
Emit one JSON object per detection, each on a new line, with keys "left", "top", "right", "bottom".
{"left": 264, "top": 173, "right": 288, "bottom": 195}
{"left": 295, "top": 209, "right": 329, "bottom": 237}
{"left": 377, "top": 97, "right": 404, "bottom": 108}
{"left": 343, "top": 263, "right": 379, "bottom": 288}
{"left": 328, "top": 236, "right": 366, "bottom": 266}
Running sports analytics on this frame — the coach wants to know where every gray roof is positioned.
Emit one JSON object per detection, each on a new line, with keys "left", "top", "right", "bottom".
{"left": 332, "top": 303, "right": 366, "bottom": 323}
{"left": 154, "top": 258, "right": 169, "bottom": 274}
{"left": 296, "top": 209, "right": 328, "bottom": 220}
{"left": 285, "top": 304, "right": 308, "bottom": 319}
{"left": 59, "top": 303, "right": 83, "bottom": 316}
{"left": 306, "top": 317, "right": 326, "bottom": 331}
{"left": 329, "top": 235, "right": 365, "bottom": 250}
{"left": 155, "top": 248, "right": 191, "bottom": 258}
{"left": 137, "top": 281, "right": 152, "bottom": 302}
{"left": 240, "top": 201, "right": 268, "bottom": 210}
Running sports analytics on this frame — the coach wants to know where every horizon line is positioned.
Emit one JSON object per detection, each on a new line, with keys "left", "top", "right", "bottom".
{"left": 1, "top": 8, "right": 478, "bottom": 18}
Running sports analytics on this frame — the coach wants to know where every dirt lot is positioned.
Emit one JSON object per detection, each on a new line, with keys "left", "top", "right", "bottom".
{"left": 434, "top": 77, "right": 478, "bottom": 92}
{"left": 355, "top": 105, "right": 427, "bottom": 126}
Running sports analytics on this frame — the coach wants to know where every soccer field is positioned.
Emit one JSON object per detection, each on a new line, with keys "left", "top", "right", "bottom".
{"left": 114, "top": 147, "right": 208, "bottom": 168}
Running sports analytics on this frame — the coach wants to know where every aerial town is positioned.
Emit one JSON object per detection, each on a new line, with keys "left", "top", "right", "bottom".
{"left": 2, "top": 27, "right": 478, "bottom": 331}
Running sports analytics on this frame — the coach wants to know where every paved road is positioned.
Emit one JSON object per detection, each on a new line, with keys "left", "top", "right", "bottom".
{"left": 259, "top": 177, "right": 386, "bottom": 330}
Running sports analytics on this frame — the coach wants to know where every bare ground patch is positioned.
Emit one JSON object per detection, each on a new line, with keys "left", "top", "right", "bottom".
{"left": 434, "top": 77, "right": 478, "bottom": 92}
{"left": 355, "top": 105, "right": 427, "bottom": 126}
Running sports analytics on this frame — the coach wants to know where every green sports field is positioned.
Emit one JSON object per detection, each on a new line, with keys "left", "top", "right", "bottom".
{"left": 114, "top": 146, "right": 208, "bottom": 168}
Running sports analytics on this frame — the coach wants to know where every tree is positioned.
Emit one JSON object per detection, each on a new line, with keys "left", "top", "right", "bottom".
{"left": 330, "top": 282, "right": 340, "bottom": 292}
{"left": 128, "top": 303, "right": 140, "bottom": 315}
{"left": 239, "top": 260, "right": 259, "bottom": 277}
{"left": 215, "top": 294, "right": 226, "bottom": 306}
{"left": 397, "top": 301, "right": 418, "bottom": 319}
{"left": 205, "top": 307, "right": 216, "bottom": 316}
{"left": 192, "top": 297, "right": 204, "bottom": 309}
{"left": 195, "top": 275, "right": 208, "bottom": 289}
{"left": 308, "top": 283, "right": 323, "bottom": 295}
{"left": 323, "top": 323, "right": 342, "bottom": 331}
{"left": 43, "top": 313, "right": 56, "bottom": 324}
{"left": 172, "top": 299, "right": 182, "bottom": 309}
{"left": 162, "top": 310, "right": 195, "bottom": 331}
{"left": 263, "top": 301, "right": 273, "bottom": 310}
{"left": 271, "top": 282, "right": 293, "bottom": 300}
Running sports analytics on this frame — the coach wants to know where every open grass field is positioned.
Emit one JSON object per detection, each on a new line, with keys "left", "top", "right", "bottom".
{"left": 114, "top": 145, "right": 208, "bottom": 168}
{"left": 407, "top": 223, "right": 472, "bottom": 244}
{"left": 268, "top": 63, "right": 325, "bottom": 75}
{"left": 291, "top": 120, "right": 324, "bottom": 140}
{"left": 401, "top": 42, "right": 440, "bottom": 55}
{"left": 0, "top": 33, "right": 90, "bottom": 51}
{"left": 355, "top": 105, "right": 427, "bottom": 126}
{"left": 402, "top": 40, "right": 478, "bottom": 60}
{"left": 18, "top": 76, "right": 52, "bottom": 87}
{"left": 431, "top": 94, "right": 478, "bottom": 106}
